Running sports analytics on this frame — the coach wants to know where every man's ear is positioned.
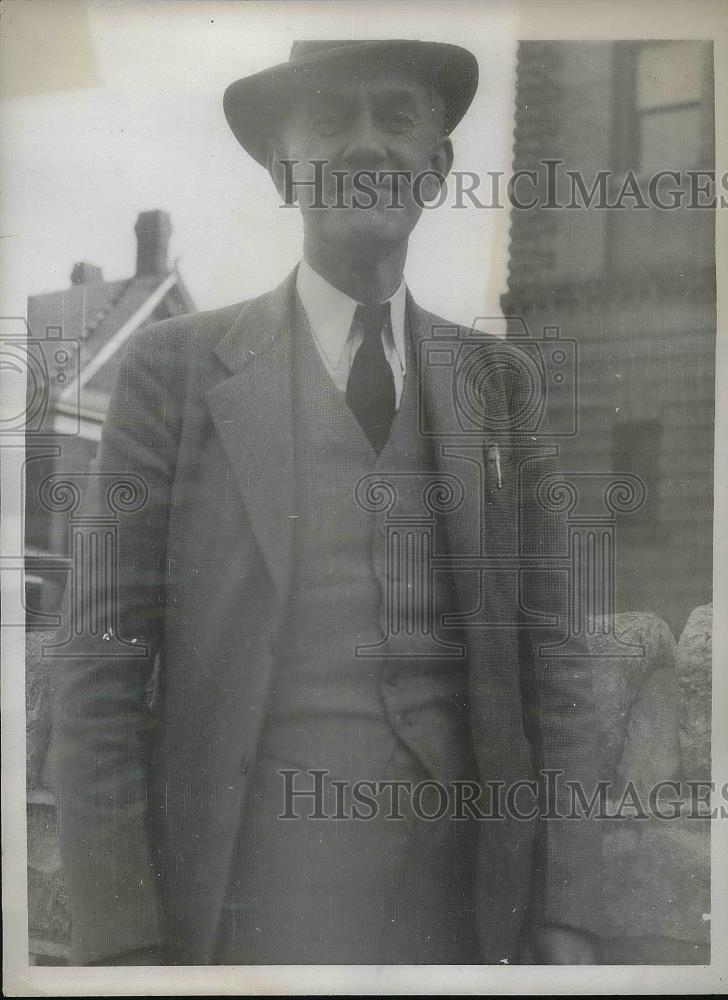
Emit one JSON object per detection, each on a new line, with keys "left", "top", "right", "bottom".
{"left": 266, "top": 138, "right": 296, "bottom": 205}
{"left": 432, "top": 137, "right": 454, "bottom": 181}
{"left": 418, "top": 137, "right": 454, "bottom": 202}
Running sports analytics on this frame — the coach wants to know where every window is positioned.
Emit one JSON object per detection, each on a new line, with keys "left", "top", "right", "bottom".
{"left": 614, "top": 41, "right": 712, "bottom": 174}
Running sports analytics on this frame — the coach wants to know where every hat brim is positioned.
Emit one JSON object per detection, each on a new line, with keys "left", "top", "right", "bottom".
{"left": 223, "top": 40, "right": 479, "bottom": 166}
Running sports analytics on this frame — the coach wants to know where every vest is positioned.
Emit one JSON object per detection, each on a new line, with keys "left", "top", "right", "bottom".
{"left": 259, "top": 298, "right": 474, "bottom": 783}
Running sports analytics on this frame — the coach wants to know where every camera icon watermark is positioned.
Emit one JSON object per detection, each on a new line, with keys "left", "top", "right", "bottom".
{"left": 418, "top": 317, "right": 577, "bottom": 438}
{"left": 0, "top": 317, "right": 80, "bottom": 435}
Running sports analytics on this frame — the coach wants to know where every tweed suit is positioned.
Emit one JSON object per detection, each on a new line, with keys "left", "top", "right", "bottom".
{"left": 54, "top": 267, "right": 602, "bottom": 964}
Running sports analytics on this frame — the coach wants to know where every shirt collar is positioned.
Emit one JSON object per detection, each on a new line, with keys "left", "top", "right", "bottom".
{"left": 296, "top": 258, "right": 407, "bottom": 373}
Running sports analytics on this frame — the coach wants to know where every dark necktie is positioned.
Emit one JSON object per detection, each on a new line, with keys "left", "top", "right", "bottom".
{"left": 345, "top": 302, "right": 396, "bottom": 454}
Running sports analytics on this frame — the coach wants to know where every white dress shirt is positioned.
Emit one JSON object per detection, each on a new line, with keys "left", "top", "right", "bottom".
{"left": 295, "top": 259, "right": 408, "bottom": 409}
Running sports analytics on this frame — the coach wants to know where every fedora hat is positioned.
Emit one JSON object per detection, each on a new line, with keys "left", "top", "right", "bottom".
{"left": 223, "top": 39, "right": 479, "bottom": 166}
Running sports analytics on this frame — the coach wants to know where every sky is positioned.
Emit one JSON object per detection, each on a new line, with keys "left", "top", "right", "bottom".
{"left": 0, "top": 0, "right": 521, "bottom": 327}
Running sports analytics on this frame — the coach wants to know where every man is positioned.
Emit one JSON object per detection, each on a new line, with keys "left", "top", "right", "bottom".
{"left": 54, "top": 40, "right": 602, "bottom": 966}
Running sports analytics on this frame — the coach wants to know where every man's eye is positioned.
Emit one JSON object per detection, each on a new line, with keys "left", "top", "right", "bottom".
{"left": 385, "top": 111, "right": 416, "bottom": 131}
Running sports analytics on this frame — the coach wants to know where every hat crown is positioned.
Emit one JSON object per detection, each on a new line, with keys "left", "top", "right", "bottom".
{"left": 224, "top": 40, "right": 479, "bottom": 165}
{"left": 289, "top": 40, "right": 399, "bottom": 62}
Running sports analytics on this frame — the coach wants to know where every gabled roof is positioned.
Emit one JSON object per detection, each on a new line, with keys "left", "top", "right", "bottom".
{"left": 27, "top": 277, "right": 130, "bottom": 343}
{"left": 27, "top": 269, "right": 195, "bottom": 425}
{"left": 81, "top": 275, "right": 192, "bottom": 398}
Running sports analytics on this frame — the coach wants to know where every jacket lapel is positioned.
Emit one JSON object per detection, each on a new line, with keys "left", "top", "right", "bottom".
{"left": 205, "top": 270, "right": 298, "bottom": 604}
{"left": 205, "top": 276, "right": 515, "bottom": 614}
{"left": 407, "top": 294, "right": 515, "bottom": 618}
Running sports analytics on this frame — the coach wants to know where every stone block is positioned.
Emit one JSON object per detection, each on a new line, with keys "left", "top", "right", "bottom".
{"left": 26, "top": 630, "right": 54, "bottom": 792}
{"left": 617, "top": 668, "right": 680, "bottom": 798}
{"left": 602, "top": 819, "right": 710, "bottom": 949}
{"left": 27, "top": 803, "right": 70, "bottom": 944}
{"left": 589, "top": 613, "right": 678, "bottom": 779}
{"left": 676, "top": 604, "right": 712, "bottom": 782}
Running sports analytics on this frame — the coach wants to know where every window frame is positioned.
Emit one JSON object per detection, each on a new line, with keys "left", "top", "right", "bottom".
{"left": 611, "top": 40, "right": 714, "bottom": 176}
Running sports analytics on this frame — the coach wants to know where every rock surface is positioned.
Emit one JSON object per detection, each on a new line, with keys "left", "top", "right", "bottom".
{"left": 27, "top": 804, "right": 70, "bottom": 944}
{"left": 598, "top": 606, "right": 712, "bottom": 963}
{"left": 676, "top": 604, "right": 712, "bottom": 783}
{"left": 589, "top": 613, "right": 678, "bottom": 780}
{"left": 26, "top": 630, "right": 54, "bottom": 792}
{"left": 602, "top": 820, "right": 710, "bottom": 948}
{"left": 617, "top": 668, "right": 680, "bottom": 798}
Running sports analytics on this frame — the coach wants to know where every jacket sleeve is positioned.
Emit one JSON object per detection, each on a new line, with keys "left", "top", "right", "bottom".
{"left": 508, "top": 357, "right": 605, "bottom": 939}
{"left": 52, "top": 321, "right": 183, "bottom": 964}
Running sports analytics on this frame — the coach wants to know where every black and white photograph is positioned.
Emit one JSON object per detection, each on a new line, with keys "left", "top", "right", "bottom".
{"left": 1, "top": 0, "right": 726, "bottom": 994}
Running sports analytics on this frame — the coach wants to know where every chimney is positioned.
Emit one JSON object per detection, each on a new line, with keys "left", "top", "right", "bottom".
{"left": 134, "top": 210, "right": 172, "bottom": 276}
{"left": 71, "top": 262, "right": 104, "bottom": 284}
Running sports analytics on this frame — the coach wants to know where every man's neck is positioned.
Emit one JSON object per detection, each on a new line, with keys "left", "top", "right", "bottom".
{"left": 303, "top": 240, "right": 407, "bottom": 305}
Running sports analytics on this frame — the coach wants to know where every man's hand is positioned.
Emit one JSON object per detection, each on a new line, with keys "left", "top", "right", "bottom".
{"left": 520, "top": 925, "right": 598, "bottom": 964}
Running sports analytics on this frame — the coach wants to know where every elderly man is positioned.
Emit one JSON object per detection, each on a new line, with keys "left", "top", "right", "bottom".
{"left": 55, "top": 40, "right": 601, "bottom": 966}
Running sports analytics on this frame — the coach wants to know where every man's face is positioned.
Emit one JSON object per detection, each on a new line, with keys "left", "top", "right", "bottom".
{"left": 271, "top": 66, "right": 453, "bottom": 257}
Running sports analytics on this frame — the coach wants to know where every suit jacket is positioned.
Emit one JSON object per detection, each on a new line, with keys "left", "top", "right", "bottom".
{"left": 53, "top": 267, "right": 602, "bottom": 965}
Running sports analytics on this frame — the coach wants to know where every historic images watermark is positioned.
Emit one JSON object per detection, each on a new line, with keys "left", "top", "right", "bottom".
{"left": 0, "top": 318, "right": 80, "bottom": 436}
{"left": 35, "top": 471, "right": 151, "bottom": 658}
{"left": 275, "top": 159, "right": 727, "bottom": 210}
{"left": 277, "top": 768, "right": 726, "bottom": 823}
{"left": 13, "top": 311, "right": 648, "bottom": 664}
{"left": 2, "top": 317, "right": 82, "bottom": 629}
{"left": 1, "top": 316, "right": 153, "bottom": 644}
{"left": 352, "top": 315, "right": 647, "bottom": 664}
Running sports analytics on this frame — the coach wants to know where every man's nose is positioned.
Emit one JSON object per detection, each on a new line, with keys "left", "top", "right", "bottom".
{"left": 341, "top": 108, "right": 388, "bottom": 167}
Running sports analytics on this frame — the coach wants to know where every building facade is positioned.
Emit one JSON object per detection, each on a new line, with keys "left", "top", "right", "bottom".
{"left": 25, "top": 210, "right": 194, "bottom": 624}
{"left": 501, "top": 40, "right": 716, "bottom": 636}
